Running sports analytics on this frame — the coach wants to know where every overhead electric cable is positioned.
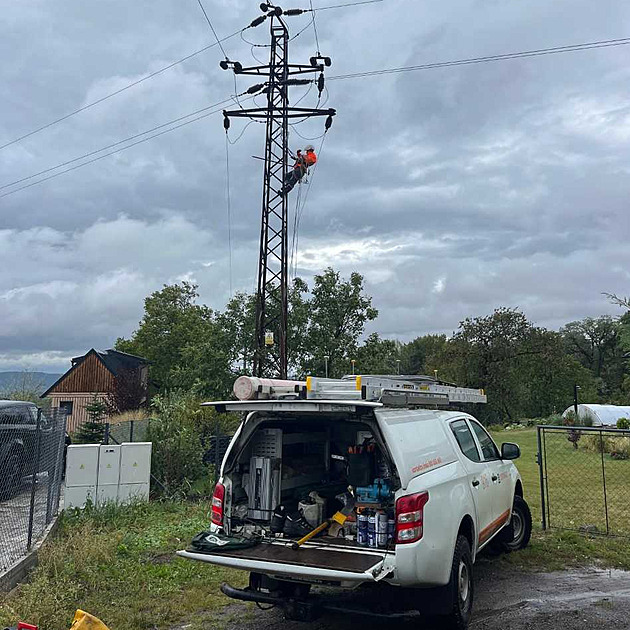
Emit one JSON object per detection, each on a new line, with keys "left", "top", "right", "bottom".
{"left": 196, "top": 0, "right": 229, "bottom": 59}
{"left": 291, "top": 132, "right": 327, "bottom": 277}
{"left": 312, "top": 0, "right": 383, "bottom": 10}
{"left": 329, "top": 37, "right": 630, "bottom": 81}
{"left": 0, "top": 95, "right": 244, "bottom": 192}
{"left": 0, "top": 29, "right": 242, "bottom": 153}
{"left": 309, "top": 0, "right": 321, "bottom": 55}
{"left": 0, "top": 0, "right": 381, "bottom": 153}
{"left": 225, "top": 133, "right": 233, "bottom": 296}
{"left": 0, "top": 95, "right": 255, "bottom": 199}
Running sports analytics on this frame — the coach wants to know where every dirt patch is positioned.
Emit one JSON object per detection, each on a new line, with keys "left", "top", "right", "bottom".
{"left": 209, "top": 562, "right": 630, "bottom": 630}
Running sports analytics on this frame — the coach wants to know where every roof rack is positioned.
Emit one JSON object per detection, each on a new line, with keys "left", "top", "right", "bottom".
{"left": 232, "top": 375, "right": 486, "bottom": 407}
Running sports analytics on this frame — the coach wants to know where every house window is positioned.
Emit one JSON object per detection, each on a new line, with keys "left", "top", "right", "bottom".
{"left": 59, "top": 401, "right": 73, "bottom": 416}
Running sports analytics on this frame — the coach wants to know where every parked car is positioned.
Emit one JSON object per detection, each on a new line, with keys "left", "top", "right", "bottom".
{"left": 0, "top": 401, "right": 67, "bottom": 499}
{"left": 179, "top": 376, "right": 532, "bottom": 629}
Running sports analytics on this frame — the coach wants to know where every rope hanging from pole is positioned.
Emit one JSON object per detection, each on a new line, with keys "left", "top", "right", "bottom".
{"left": 225, "top": 132, "right": 233, "bottom": 297}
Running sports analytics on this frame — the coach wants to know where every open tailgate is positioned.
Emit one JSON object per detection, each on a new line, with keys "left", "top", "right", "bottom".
{"left": 178, "top": 539, "right": 394, "bottom": 584}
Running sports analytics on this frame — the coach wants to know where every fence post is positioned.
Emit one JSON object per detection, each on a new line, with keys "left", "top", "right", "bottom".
{"left": 599, "top": 429, "right": 610, "bottom": 535}
{"left": 536, "top": 426, "right": 547, "bottom": 530}
{"left": 27, "top": 408, "right": 43, "bottom": 550}
{"left": 103, "top": 422, "right": 110, "bottom": 445}
{"left": 130, "top": 420, "right": 135, "bottom": 443}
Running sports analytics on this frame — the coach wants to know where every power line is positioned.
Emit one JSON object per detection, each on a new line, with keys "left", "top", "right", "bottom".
{"left": 0, "top": 0, "right": 380, "bottom": 154}
{"left": 313, "top": 0, "right": 383, "bottom": 10}
{"left": 329, "top": 37, "right": 630, "bottom": 81}
{"left": 309, "top": 0, "right": 321, "bottom": 55}
{"left": 0, "top": 95, "right": 254, "bottom": 200}
{"left": 0, "top": 95, "right": 242, "bottom": 192}
{"left": 4, "top": 33, "right": 628, "bottom": 199}
{"left": 196, "top": 0, "right": 229, "bottom": 59}
{"left": 291, "top": 132, "right": 328, "bottom": 278}
{"left": 0, "top": 29, "right": 243, "bottom": 153}
{"left": 225, "top": 133, "right": 233, "bottom": 296}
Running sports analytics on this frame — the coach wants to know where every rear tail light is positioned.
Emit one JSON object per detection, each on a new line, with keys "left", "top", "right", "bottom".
{"left": 395, "top": 491, "right": 429, "bottom": 544}
{"left": 211, "top": 482, "right": 225, "bottom": 526}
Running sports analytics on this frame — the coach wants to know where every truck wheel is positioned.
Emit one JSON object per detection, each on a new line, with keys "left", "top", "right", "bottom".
{"left": 1, "top": 448, "right": 24, "bottom": 499}
{"left": 502, "top": 495, "right": 532, "bottom": 552}
{"left": 441, "top": 534, "right": 474, "bottom": 630}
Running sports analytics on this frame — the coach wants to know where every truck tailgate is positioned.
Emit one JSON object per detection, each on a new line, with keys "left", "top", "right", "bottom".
{"left": 178, "top": 539, "right": 393, "bottom": 584}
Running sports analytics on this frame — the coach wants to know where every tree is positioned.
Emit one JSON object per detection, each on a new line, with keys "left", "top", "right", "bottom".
{"left": 106, "top": 368, "right": 147, "bottom": 415}
{"left": 300, "top": 268, "right": 378, "bottom": 377}
{"left": 355, "top": 333, "right": 401, "bottom": 375}
{"left": 400, "top": 335, "right": 447, "bottom": 375}
{"left": 216, "top": 291, "right": 257, "bottom": 375}
{"left": 438, "top": 308, "right": 595, "bottom": 423}
{"left": 116, "top": 282, "right": 228, "bottom": 394}
{"left": 560, "top": 316, "right": 620, "bottom": 380}
{"left": 74, "top": 395, "right": 108, "bottom": 444}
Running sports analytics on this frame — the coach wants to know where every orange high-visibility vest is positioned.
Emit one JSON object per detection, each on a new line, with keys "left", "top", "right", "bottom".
{"left": 304, "top": 151, "right": 317, "bottom": 167}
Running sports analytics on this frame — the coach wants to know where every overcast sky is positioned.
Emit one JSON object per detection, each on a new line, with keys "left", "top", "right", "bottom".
{"left": 1, "top": 0, "right": 629, "bottom": 374}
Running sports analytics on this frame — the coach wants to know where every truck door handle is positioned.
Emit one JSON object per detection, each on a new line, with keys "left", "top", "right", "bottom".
{"left": 472, "top": 479, "right": 480, "bottom": 487}
{"left": 491, "top": 475, "right": 498, "bottom": 482}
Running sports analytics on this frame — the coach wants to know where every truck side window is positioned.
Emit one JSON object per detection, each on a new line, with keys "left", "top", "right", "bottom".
{"left": 450, "top": 420, "right": 481, "bottom": 463}
{"left": 470, "top": 421, "right": 500, "bottom": 461}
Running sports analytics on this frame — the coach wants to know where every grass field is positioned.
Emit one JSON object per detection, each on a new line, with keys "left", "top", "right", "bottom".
{"left": 0, "top": 502, "right": 244, "bottom": 630}
{"left": 490, "top": 427, "right": 630, "bottom": 570}
{"left": 2, "top": 430, "right": 629, "bottom": 629}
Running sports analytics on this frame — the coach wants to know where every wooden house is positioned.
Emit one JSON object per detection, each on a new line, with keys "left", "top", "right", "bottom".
{"left": 41, "top": 349, "right": 149, "bottom": 432}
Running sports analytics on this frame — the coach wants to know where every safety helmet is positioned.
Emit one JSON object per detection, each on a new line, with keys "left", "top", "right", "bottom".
{"left": 304, "top": 144, "right": 315, "bottom": 152}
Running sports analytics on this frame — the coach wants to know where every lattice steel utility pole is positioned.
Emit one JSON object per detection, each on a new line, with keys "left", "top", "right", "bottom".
{"left": 222, "top": 4, "right": 335, "bottom": 378}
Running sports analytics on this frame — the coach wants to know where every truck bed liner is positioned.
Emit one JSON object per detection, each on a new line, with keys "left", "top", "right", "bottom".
{"left": 188, "top": 539, "right": 388, "bottom": 573}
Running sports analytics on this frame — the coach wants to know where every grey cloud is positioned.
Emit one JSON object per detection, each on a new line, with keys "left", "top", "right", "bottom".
{"left": 1, "top": 0, "right": 629, "bottom": 371}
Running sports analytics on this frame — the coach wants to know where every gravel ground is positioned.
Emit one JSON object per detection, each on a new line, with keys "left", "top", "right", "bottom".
{"left": 0, "top": 475, "right": 61, "bottom": 572}
{"left": 210, "top": 560, "right": 630, "bottom": 630}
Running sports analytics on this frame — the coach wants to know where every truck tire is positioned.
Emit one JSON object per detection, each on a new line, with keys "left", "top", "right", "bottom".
{"left": 501, "top": 495, "right": 532, "bottom": 552}
{"left": 441, "top": 534, "right": 474, "bottom": 630}
{"left": 0, "top": 447, "right": 25, "bottom": 499}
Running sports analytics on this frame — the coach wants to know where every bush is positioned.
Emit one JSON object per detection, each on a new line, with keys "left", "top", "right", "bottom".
{"left": 616, "top": 418, "right": 630, "bottom": 430}
{"left": 581, "top": 434, "right": 610, "bottom": 453}
{"left": 580, "top": 434, "right": 630, "bottom": 457}
{"left": 609, "top": 437, "right": 630, "bottom": 459}
{"left": 147, "top": 391, "right": 212, "bottom": 498}
{"left": 486, "top": 423, "right": 504, "bottom": 433}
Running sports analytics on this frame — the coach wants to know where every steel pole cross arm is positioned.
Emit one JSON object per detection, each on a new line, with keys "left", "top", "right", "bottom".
{"left": 231, "top": 63, "right": 325, "bottom": 76}
{"left": 225, "top": 107, "right": 336, "bottom": 119}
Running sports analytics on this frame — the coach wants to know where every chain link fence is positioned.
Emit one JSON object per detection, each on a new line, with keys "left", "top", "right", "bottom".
{"left": 538, "top": 425, "right": 630, "bottom": 537}
{"left": 0, "top": 406, "right": 67, "bottom": 573}
{"left": 104, "top": 418, "right": 150, "bottom": 445}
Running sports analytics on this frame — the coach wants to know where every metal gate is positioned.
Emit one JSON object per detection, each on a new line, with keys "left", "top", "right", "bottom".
{"left": 537, "top": 425, "right": 630, "bottom": 537}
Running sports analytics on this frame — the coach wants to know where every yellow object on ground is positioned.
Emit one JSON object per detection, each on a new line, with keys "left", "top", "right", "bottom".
{"left": 70, "top": 610, "right": 110, "bottom": 630}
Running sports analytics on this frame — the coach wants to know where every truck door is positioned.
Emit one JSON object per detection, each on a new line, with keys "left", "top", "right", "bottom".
{"left": 469, "top": 420, "right": 513, "bottom": 541}
{"left": 448, "top": 419, "right": 495, "bottom": 549}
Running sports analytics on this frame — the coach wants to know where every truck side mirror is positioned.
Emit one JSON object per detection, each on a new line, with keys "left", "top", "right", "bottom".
{"left": 501, "top": 443, "right": 520, "bottom": 460}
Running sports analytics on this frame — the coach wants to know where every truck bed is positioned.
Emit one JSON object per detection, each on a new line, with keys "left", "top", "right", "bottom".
{"left": 179, "top": 537, "right": 394, "bottom": 578}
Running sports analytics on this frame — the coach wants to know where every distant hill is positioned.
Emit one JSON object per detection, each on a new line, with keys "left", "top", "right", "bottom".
{"left": 0, "top": 371, "right": 62, "bottom": 395}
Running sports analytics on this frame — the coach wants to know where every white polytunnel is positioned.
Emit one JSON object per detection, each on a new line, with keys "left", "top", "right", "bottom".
{"left": 562, "top": 404, "right": 630, "bottom": 427}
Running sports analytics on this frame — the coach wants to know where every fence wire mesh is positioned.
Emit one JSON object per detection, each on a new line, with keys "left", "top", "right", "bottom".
{"left": 538, "top": 425, "right": 630, "bottom": 537}
{"left": 105, "top": 418, "right": 150, "bottom": 445}
{"left": 0, "top": 406, "right": 67, "bottom": 572}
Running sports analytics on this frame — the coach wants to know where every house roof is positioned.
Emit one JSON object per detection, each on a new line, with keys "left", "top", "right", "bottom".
{"left": 41, "top": 348, "right": 149, "bottom": 398}
{"left": 91, "top": 349, "right": 149, "bottom": 375}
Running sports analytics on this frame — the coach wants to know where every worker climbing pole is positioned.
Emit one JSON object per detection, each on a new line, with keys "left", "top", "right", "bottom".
{"left": 222, "top": 3, "right": 335, "bottom": 379}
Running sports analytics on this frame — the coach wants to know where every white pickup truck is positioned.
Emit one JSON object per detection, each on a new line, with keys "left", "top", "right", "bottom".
{"left": 179, "top": 375, "right": 532, "bottom": 629}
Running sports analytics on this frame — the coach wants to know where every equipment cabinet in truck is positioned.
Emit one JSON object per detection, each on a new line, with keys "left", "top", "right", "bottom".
{"left": 179, "top": 375, "right": 532, "bottom": 630}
